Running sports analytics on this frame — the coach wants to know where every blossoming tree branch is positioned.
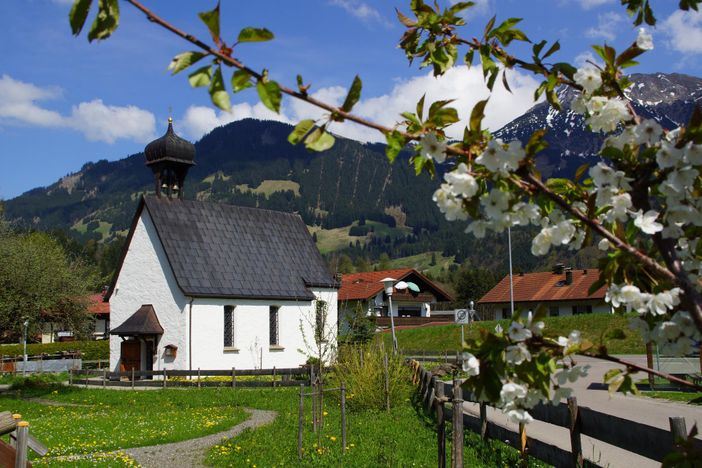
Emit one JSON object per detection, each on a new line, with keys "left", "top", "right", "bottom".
{"left": 69, "top": 0, "right": 702, "bottom": 426}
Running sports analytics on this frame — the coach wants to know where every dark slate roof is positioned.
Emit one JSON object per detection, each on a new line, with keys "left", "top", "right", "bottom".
{"left": 110, "top": 305, "right": 164, "bottom": 336}
{"left": 131, "top": 196, "right": 337, "bottom": 300}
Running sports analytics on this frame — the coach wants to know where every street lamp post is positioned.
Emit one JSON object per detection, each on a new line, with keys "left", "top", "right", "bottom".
{"left": 380, "top": 277, "right": 398, "bottom": 353}
{"left": 22, "top": 319, "right": 29, "bottom": 377}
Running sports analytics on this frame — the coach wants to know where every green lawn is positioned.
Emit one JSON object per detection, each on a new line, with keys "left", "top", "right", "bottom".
{"left": 382, "top": 313, "right": 646, "bottom": 355}
{"left": 642, "top": 391, "right": 702, "bottom": 405}
{"left": 0, "top": 381, "right": 549, "bottom": 467}
{"left": 372, "top": 251, "right": 457, "bottom": 278}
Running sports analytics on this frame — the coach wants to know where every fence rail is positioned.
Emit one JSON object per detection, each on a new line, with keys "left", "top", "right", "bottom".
{"left": 68, "top": 367, "right": 312, "bottom": 389}
{"left": 409, "top": 359, "right": 702, "bottom": 467}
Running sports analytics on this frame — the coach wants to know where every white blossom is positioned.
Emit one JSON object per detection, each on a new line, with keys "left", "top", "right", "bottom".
{"left": 508, "top": 321, "right": 532, "bottom": 342}
{"left": 598, "top": 238, "right": 611, "bottom": 251}
{"left": 506, "top": 408, "right": 534, "bottom": 424}
{"left": 586, "top": 97, "right": 630, "bottom": 133}
{"left": 475, "top": 139, "right": 526, "bottom": 177}
{"left": 465, "top": 220, "right": 488, "bottom": 238}
{"left": 500, "top": 382, "right": 528, "bottom": 404}
{"left": 633, "top": 119, "right": 663, "bottom": 146}
{"left": 656, "top": 141, "right": 684, "bottom": 169}
{"left": 634, "top": 210, "right": 664, "bottom": 234}
{"left": 444, "top": 163, "right": 478, "bottom": 198}
{"left": 636, "top": 27, "right": 654, "bottom": 50}
{"left": 628, "top": 317, "right": 651, "bottom": 342}
{"left": 574, "top": 67, "right": 602, "bottom": 95}
{"left": 608, "top": 193, "right": 632, "bottom": 222}
{"left": 550, "top": 386, "right": 573, "bottom": 405}
{"left": 461, "top": 352, "right": 480, "bottom": 376}
{"left": 419, "top": 132, "right": 447, "bottom": 163}
{"left": 433, "top": 184, "right": 468, "bottom": 221}
{"left": 481, "top": 189, "right": 511, "bottom": 220}
{"left": 557, "top": 330, "right": 582, "bottom": 350}
{"left": 646, "top": 288, "right": 681, "bottom": 316}
{"left": 684, "top": 142, "right": 702, "bottom": 165}
{"left": 505, "top": 343, "right": 532, "bottom": 365}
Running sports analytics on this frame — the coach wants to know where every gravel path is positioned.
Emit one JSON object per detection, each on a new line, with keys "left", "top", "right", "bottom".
{"left": 124, "top": 408, "right": 277, "bottom": 468}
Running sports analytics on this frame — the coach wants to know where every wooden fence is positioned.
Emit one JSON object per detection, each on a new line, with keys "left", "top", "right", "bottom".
{"left": 0, "top": 411, "right": 48, "bottom": 467}
{"left": 409, "top": 359, "right": 702, "bottom": 467}
{"left": 69, "top": 367, "right": 311, "bottom": 388}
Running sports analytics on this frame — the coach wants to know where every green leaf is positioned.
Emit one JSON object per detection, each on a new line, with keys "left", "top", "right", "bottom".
{"left": 231, "top": 69, "right": 253, "bottom": 93}
{"left": 575, "top": 163, "right": 590, "bottom": 182}
{"left": 470, "top": 99, "right": 489, "bottom": 132}
{"left": 188, "top": 65, "right": 212, "bottom": 88}
{"left": 87, "top": 0, "right": 119, "bottom": 42}
{"left": 416, "top": 94, "right": 426, "bottom": 121}
{"left": 237, "top": 27, "right": 274, "bottom": 43}
{"left": 69, "top": 0, "right": 93, "bottom": 35}
{"left": 432, "top": 107, "right": 459, "bottom": 126}
{"left": 385, "top": 130, "right": 406, "bottom": 162}
{"left": 168, "top": 51, "right": 207, "bottom": 75}
{"left": 209, "top": 66, "right": 231, "bottom": 111}
{"left": 395, "top": 8, "right": 417, "bottom": 27}
{"left": 304, "top": 128, "right": 335, "bottom": 152}
{"left": 256, "top": 79, "right": 282, "bottom": 113}
{"left": 198, "top": 2, "right": 221, "bottom": 43}
{"left": 288, "top": 119, "right": 315, "bottom": 145}
{"left": 483, "top": 15, "right": 496, "bottom": 39}
{"left": 543, "top": 41, "right": 560, "bottom": 59}
{"left": 341, "top": 75, "right": 362, "bottom": 113}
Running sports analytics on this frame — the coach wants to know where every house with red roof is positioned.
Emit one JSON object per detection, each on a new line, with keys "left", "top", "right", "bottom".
{"left": 40, "top": 293, "right": 110, "bottom": 343}
{"left": 477, "top": 265, "right": 610, "bottom": 320}
{"left": 338, "top": 268, "right": 453, "bottom": 333}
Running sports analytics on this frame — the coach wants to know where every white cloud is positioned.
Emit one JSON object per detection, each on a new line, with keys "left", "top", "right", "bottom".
{"left": 329, "top": 0, "right": 389, "bottom": 26}
{"left": 179, "top": 67, "right": 541, "bottom": 143}
{"left": 67, "top": 100, "right": 156, "bottom": 144}
{"left": 0, "top": 74, "right": 156, "bottom": 143}
{"left": 585, "top": 11, "right": 626, "bottom": 41}
{"left": 661, "top": 10, "right": 702, "bottom": 54}
{"left": 577, "top": 0, "right": 613, "bottom": 10}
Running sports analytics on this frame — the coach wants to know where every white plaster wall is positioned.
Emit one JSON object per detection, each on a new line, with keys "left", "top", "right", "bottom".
{"left": 190, "top": 288, "right": 338, "bottom": 370}
{"left": 109, "top": 210, "right": 188, "bottom": 372}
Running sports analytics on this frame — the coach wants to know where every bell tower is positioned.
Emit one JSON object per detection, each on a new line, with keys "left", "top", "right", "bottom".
{"left": 144, "top": 118, "right": 195, "bottom": 199}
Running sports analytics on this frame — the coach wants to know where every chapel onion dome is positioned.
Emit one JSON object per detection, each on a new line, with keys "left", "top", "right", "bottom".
{"left": 144, "top": 117, "right": 196, "bottom": 199}
{"left": 144, "top": 117, "right": 196, "bottom": 166}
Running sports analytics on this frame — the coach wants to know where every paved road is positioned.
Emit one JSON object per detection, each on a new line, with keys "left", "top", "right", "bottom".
{"left": 461, "top": 355, "right": 702, "bottom": 467}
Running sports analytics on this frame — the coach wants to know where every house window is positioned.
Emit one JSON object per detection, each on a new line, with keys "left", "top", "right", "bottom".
{"left": 315, "top": 300, "right": 327, "bottom": 344}
{"left": 549, "top": 306, "right": 559, "bottom": 317}
{"left": 269, "top": 306, "right": 279, "bottom": 346}
{"left": 224, "top": 306, "right": 235, "bottom": 347}
{"left": 572, "top": 304, "right": 593, "bottom": 315}
{"left": 501, "top": 307, "right": 510, "bottom": 320}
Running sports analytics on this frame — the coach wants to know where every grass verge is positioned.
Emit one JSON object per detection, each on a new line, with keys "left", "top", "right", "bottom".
{"left": 383, "top": 313, "right": 646, "bottom": 355}
{"left": 642, "top": 391, "right": 702, "bottom": 405}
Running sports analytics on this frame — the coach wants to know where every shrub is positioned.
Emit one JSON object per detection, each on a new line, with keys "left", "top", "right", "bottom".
{"left": 0, "top": 340, "right": 109, "bottom": 360}
{"left": 332, "top": 342, "right": 412, "bottom": 411}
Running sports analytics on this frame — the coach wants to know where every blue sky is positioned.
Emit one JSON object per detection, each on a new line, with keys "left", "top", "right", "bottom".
{"left": 1, "top": 0, "right": 701, "bottom": 199}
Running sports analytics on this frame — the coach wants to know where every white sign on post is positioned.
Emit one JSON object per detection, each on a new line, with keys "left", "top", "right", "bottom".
{"left": 455, "top": 309, "right": 469, "bottom": 325}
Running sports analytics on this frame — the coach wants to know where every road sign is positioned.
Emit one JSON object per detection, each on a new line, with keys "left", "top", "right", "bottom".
{"left": 455, "top": 309, "right": 469, "bottom": 325}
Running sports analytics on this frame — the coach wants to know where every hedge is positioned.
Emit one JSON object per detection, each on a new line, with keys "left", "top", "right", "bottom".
{"left": 0, "top": 340, "right": 109, "bottom": 361}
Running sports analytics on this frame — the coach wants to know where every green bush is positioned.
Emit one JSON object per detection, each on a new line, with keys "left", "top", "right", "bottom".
{"left": 332, "top": 342, "right": 412, "bottom": 411}
{"left": 1, "top": 372, "right": 68, "bottom": 388}
{"left": 0, "top": 340, "right": 109, "bottom": 360}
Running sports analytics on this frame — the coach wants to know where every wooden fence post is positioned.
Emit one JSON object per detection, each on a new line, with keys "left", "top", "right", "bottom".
{"left": 272, "top": 366, "right": 276, "bottom": 388}
{"left": 669, "top": 416, "right": 687, "bottom": 444}
{"left": 102, "top": 368, "right": 107, "bottom": 389}
{"left": 480, "top": 402, "right": 488, "bottom": 441}
{"left": 231, "top": 367, "right": 236, "bottom": 388}
{"left": 14, "top": 421, "right": 29, "bottom": 468}
{"left": 435, "top": 378, "right": 446, "bottom": 468}
{"left": 452, "top": 378, "right": 463, "bottom": 468}
{"left": 341, "top": 382, "right": 347, "bottom": 450}
{"left": 646, "top": 343, "right": 655, "bottom": 389}
{"left": 68, "top": 368, "right": 73, "bottom": 385}
{"left": 197, "top": 368, "right": 201, "bottom": 388}
{"left": 383, "top": 353, "right": 390, "bottom": 411}
{"left": 131, "top": 368, "right": 135, "bottom": 390}
{"left": 298, "top": 384, "right": 304, "bottom": 460}
{"left": 312, "top": 378, "right": 317, "bottom": 432}
{"left": 568, "top": 397, "right": 583, "bottom": 468}
{"left": 426, "top": 376, "right": 436, "bottom": 414}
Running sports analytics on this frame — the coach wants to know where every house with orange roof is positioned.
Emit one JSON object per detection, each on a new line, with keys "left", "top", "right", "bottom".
{"left": 477, "top": 264, "right": 610, "bottom": 320}
{"left": 338, "top": 268, "right": 453, "bottom": 333}
{"left": 41, "top": 293, "right": 110, "bottom": 343}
